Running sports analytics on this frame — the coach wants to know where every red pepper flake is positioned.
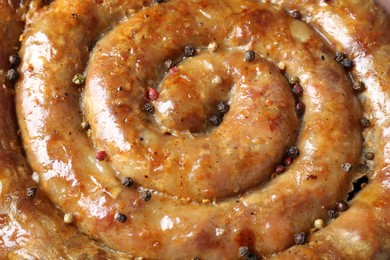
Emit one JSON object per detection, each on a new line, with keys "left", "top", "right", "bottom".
{"left": 169, "top": 66, "right": 178, "bottom": 74}
{"left": 96, "top": 150, "right": 107, "bottom": 161}
{"left": 147, "top": 87, "right": 159, "bottom": 101}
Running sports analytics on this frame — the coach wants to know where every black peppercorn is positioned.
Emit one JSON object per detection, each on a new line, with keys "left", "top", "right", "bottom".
{"left": 335, "top": 52, "right": 346, "bottom": 62}
{"left": 335, "top": 200, "right": 349, "bottom": 212}
{"left": 361, "top": 118, "right": 370, "bottom": 128}
{"left": 154, "top": 0, "right": 164, "bottom": 3}
{"left": 340, "top": 58, "right": 354, "bottom": 69}
{"left": 291, "top": 10, "right": 301, "bottom": 19}
{"left": 294, "top": 232, "right": 306, "bottom": 245}
{"left": 81, "top": 121, "right": 91, "bottom": 130}
{"left": 143, "top": 103, "right": 154, "bottom": 113}
{"left": 27, "top": 186, "right": 37, "bottom": 197}
{"left": 121, "top": 176, "right": 134, "bottom": 187}
{"left": 244, "top": 50, "right": 256, "bottom": 62}
{"left": 209, "top": 114, "right": 223, "bottom": 126}
{"left": 184, "top": 46, "right": 196, "bottom": 57}
{"left": 216, "top": 101, "right": 230, "bottom": 114}
{"left": 328, "top": 209, "right": 338, "bottom": 219}
{"left": 238, "top": 247, "right": 259, "bottom": 260}
{"left": 116, "top": 213, "right": 127, "bottom": 223}
{"left": 286, "top": 146, "right": 299, "bottom": 159}
{"left": 9, "top": 53, "right": 20, "bottom": 67}
{"left": 141, "top": 190, "right": 152, "bottom": 201}
{"left": 6, "top": 69, "right": 18, "bottom": 81}
{"left": 239, "top": 247, "right": 250, "bottom": 257}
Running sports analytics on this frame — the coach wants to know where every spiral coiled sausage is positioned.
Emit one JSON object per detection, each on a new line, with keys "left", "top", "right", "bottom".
{"left": 0, "top": 0, "right": 389, "bottom": 258}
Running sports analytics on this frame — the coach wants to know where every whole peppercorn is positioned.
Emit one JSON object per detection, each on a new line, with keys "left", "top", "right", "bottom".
{"left": 165, "top": 59, "right": 174, "bottom": 69}
{"left": 328, "top": 209, "right": 338, "bottom": 219}
{"left": 340, "top": 58, "right": 354, "bottom": 69}
{"left": 9, "top": 53, "right": 20, "bottom": 67}
{"left": 361, "top": 118, "right": 370, "bottom": 128}
{"left": 209, "top": 114, "right": 223, "bottom": 126}
{"left": 314, "top": 219, "right": 325, "bottom": 230}
{"left": 341, "top": 162, "right": 352, "bottom": 173}
{"left": 294, "top": 232, "right": 306, "bottom": 245}
{"left": 154, "top": 0, "right": 164, "bottom": 3}
{"left": 286, "top": 146, "right": 299, "bottom": 159}
{"left": 116, "top": 213, "right": 127, "bottom": 223}
{"left": 239, "top": 246, "right": 251, "bottom": 257}
{"left": 283, "top": 157, "right": 293, "bottom": 166}
{"left": 81, "top": 121, "right": 91, "bottom": 130}
{"left": 63, "top": 213, "right": 74, "bottom": 224}
{"left": 216, "top": 101, "right": 230, "bottom": 114}
{"left": 143, "top": 103, "right": 154, "bottom": 114}
{"left": 275, "top": 165, "right": 285, "bottom": 174}
{"left": 121, "top": 176, "right": 134, "bottom": 187}
{"left": 238, "top": 247, "right": 259, "bottom": 260}
{"left": 365, "top": 152, "right": 374, "bottom": 160}
{"left": 184, "top": 46, "right": 196, "bottom": 57}
{"left": 292, "top": 84, "right": 303, "bottom": 96}
{"left": 335, "top": 52, "right": 346, "bottom": 62}
{"left": 291, "top": 10, "right": 301, "bottom": 19}
{"left": 72, "top": 73, "right": 85, "bottom": 85}
{"left": 288, "top": 75, "right": 300, "bottom": 85}
{"left": 352, "top": 81, "right": 365, "bottom": 93}
{"left": 244, "top": 50, "right": 256, "bottom": 62}
{"left": 96, "top": 150, "right": 107, "bottom": 161}
{"left": 208, "top": 42, "right": 218, "bottom": 52}
{"left": 6, "top": 69, "right": 18, "bottom": 81}
{"left": 335, "top": 201, "right": 349, "bottom": 212}
{"left": 27, "top": 186, "right": 37, "bottom": 197}
{"left": 141, "top": 190, "right": 152, "bottom": 201}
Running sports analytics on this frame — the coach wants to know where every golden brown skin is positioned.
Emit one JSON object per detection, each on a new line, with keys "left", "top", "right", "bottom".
{"left": 265, "top": 0, "right": 390, "bottom": 258}
{"left": 0, "top": 1, "right": 127, "bottom": 259}
{"left": 0, "top": 0, "right": 384, "bottom": 259}
{"left": 15, "top": 0, "right": 363, "bottom": 258}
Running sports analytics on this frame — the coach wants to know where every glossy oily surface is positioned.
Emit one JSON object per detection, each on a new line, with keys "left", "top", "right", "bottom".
{"left": 0, "top": 0, "right": 387, "bottom": 258}
{"left": 0, "top": 0, "right": 128, "bottom": 258}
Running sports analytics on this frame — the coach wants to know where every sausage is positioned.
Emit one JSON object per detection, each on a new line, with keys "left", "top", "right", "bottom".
{"left": 0, "top": 1, "right": 127, "bottom": 258}
{"left": 15, "top": 0, "right": 367, "bottom": 258}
